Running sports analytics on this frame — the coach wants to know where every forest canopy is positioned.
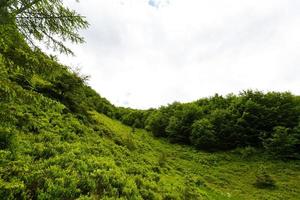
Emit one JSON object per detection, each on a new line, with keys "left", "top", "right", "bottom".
{"left": 116, "top": 91, "right": 300, "bottom": 158}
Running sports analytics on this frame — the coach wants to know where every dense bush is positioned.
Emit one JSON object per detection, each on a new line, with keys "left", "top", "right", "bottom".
{"left": 0, "top": 128, "right": 14, "bottom": 150}
{"left": 145, "top": 110, "right": 170, "bottom": 137}
{"left": 190, "top": 119, "right": 217, "bottom": 150}
{"left": 142, "top": 91, "right": 300, "bottom": 155}
{"left": 263, "top": 126, "right": 300, "bottom": 159}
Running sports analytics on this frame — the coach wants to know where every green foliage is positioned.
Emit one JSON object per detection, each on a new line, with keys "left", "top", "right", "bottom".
{"left": 263, "top": 126, "right": 300, "bottom": 159}
{"left": 1, "top": 0, "right": 89, "bottom": 55}
{"left": 123, "top": 132, "right": 137, "bottom": 151}
{"left": 0, "top": 179, "right": 26, "bottom": 200}
{"left": 254, "top": 167, "right": 276, "bottom": 189}
{"left": 165, "top": 103, "right": 203, "bottom": 144}
{"left": 0, "top": 128, "right": 14, "bottom": 150}
{"left": 166, "top": 116, "right": 182, "bottom": 142}
{"left": 191, "top": 119, "right": 217, "bottom": 150}
{"left": 182, "top": 176, "right": 204, "bottom": 200}
{"left": 146, "top": 110, "right": 170, "bottom": 137}
{"left": 158, "top": 152, "right": 167, "bottom": 168}
{"left": 142, "top": 90, "right": 300, "bottom": 154}
{"left": 233, "top": 146, "right": 258, "bottom": 159}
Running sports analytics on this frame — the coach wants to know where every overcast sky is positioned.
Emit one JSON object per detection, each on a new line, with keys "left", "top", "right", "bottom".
{"left": 57, "top": 0, "right": 300, "bottom": 109}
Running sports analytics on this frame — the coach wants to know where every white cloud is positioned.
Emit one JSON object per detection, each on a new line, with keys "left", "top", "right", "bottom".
{"left": 57, "top": 0, "right": 300, "bottom": 109}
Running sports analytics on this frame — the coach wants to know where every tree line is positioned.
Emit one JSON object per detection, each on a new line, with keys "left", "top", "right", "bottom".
{"left": 115, "top": 91, "right": 300, "bottom": 159}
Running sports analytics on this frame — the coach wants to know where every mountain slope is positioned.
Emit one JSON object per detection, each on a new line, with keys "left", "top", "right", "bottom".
{"left": 91, "top": 112, "right": 300, "bottom": 200}
{"left": 0, "top": 30, "right": 300, "bottom": 199}
{"left": 1, "top": 66, "right": 299, "bottom": 199}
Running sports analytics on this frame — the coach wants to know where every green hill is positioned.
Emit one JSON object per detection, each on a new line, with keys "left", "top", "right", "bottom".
{"left": 1, "top": 3, "right": 300, "bottom": 198}
{"left": 1, "top": 52, "right": 300, "bottom": 199}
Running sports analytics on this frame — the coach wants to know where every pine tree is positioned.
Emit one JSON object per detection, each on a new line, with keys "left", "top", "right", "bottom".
{"left": 0, "top": 0, "right": 89, "bottom": 55}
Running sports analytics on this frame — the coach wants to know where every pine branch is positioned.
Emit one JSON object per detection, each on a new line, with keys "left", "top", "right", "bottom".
{"left": 14, "top": 0, "right": 43, "bottom": 15}
{"left": 16, "top": 14, "right": 83, "bottom": 20}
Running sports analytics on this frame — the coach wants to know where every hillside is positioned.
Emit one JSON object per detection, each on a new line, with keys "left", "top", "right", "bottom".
{"left": 1, "top": 3, "right": 300, "bottom": 199}
{"left": 1, "top": 49, "right": 300, "bottom": 199}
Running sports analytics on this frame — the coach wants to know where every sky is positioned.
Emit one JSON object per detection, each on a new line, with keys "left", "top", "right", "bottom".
{"left": 56, "top": 0, "right": 300, "bottom": 109}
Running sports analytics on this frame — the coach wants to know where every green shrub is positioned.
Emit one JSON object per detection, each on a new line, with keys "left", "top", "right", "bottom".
{"left": 181, "top": 176, "right": 204, "bottom": 200}
{"left": 254, "top": 167, "right": 276, "bottom": 189}
{"left": 190, "top": 119, "right": 217, "bottom": 150}
{"left": 263, "top": 126, "right": 299, "bottom": 159}
{"left": 158, "top": 152, "right": 167, "bottom": 168}
{"left": 234, "top": 146, "right": 258, "bottom": 159}
{"left": 139, "top": 188, "right": 158, "bottom": 200}
{"left": 163, "top": 193, "right": 180, "bottom": 200}
{"left": 92, "top": 169, "right": 126, "bottom": 197}
{"left": 77, "top": 173, "right": 96, "bottom": 196}
{"left": 0, "top": 128, "right": 14, "bottom": 151}
{"left": 124, "top": 133, "right": 136, "bottom": 151}
{"left": 0, "top": 179, "right": 26, "bottom": 200}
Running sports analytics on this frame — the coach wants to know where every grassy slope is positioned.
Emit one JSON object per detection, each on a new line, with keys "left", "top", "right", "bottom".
{"left": 91, "top": 112, "right": 300, "bottom": 200}
{"left": 1, "top": 56, "right": 300, "bottom": 199}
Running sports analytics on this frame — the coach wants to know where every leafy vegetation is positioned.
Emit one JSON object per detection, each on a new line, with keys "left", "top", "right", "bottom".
{"left": 254, "top": 167, "right": 276, "bottom": 189}
{"left": 117, "top": 92, "right": 300, "bottom": 158}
